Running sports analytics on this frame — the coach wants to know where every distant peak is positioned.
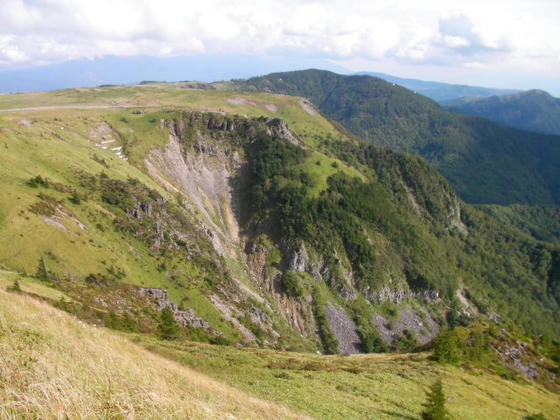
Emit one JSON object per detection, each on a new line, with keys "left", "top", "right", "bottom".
{"left": 521, "top": 89, "right": 551, "bottom": 97}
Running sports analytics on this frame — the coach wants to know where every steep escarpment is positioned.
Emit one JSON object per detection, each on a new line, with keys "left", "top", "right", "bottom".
{"left": 143, "top": 112, "right": 325, "bottom": 350}
{"left": 136, "top": 110, "right": 560, "bottom": 350}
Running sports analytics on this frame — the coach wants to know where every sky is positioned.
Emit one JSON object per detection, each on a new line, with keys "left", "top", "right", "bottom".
{"left": 1, "top": 0, "right": 559, "bottom": 94}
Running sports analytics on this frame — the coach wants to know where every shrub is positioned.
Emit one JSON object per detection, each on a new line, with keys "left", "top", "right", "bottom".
{"left": 394, "top": 329, "right": 418, "bottom": 352}
{"left": 106, "top": 311, "right": 137, "bottom": 332}
{"left": 525, "top": 414, "right": 548, "bottom": 420}
{"left": 26, "top": 175, "right": 48, "bottom": 188}
{"left": 158, "top": 306, "right": 179, "bottom": 340}
{"left": 283, "top": 271, "right": 304, "bottom": 298}
{"left": 312, "top": 287, "right": 339, "bottom": 354}
{"left": 68, "top": 193, "right": 81, "bottom": 205}
{"left": 433, "top": 329, "right": 461, "bottom": 364}
{"left": 84, "top": 273, "right": 114, "bottom": 287}
{"left": 358, "top": 326, "right": 388, "bottom": 353}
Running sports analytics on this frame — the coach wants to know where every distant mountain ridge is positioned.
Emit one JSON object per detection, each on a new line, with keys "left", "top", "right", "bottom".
{"left": 0, "top": 55, "right": 350, "bottom": 93}
{"left": 443, "top": 89, "right": 560, "bottom": 135}
{"left": 356, "top": 71, "right": 518, "bottom": 102}
{"left": 230, "top": 69, "right": 560, "bottom": 205}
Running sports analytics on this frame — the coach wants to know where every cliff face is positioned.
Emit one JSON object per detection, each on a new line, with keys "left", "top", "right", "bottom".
{"left": 137, "top": 111, "right": 477, "bottom": 354}
{"left": 143, "top": 112, "right": 326, "bottom": 351}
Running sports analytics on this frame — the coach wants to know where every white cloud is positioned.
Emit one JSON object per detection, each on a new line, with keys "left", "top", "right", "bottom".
{"left": 0, "top": 0, "right": 558, "bottom": 84}
{"left": 443, "top": 35, "right": 470, "bottom": 48}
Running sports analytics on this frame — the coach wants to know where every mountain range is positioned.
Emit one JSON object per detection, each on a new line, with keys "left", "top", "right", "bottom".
{"left": 443, "top": 89, "right": 560, "bottom": 135}
{"left": 356, "top": 71, "right": 518, "bottom": 102}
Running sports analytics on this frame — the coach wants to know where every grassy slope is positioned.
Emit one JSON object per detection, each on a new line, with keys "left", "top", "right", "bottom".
{"left": 0, "top": 287, "right": 306, "bottom": 420}
{"left": 1, "top": 275, "right": 559, "bottom": 420}
{"left": 0, "top": 87, "right": 362, "bottom": 348}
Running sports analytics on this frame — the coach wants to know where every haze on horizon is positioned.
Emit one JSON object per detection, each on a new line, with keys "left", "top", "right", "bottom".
{"left": 1, "top": 0, "right": 559, "bottom": 95}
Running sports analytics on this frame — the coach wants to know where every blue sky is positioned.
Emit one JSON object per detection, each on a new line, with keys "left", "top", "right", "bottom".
{"left": 1, "top": 0, "right": 559, "bottom": 94}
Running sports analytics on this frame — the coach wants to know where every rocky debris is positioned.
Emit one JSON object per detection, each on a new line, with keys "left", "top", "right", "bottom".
{"left": 495, "top": 341, "right": 539, "bottom": 379}
{"left": 455, "top": 288, "right": 478, "bottom": 317}
{"left": 226, "top": 97, "right": 278, "bottom": 113}
{"left": 325, "top": 301, "right": 362, "bottom": 354}
{"left": 89, "top": 121, "right": 128, "bottom": 160}
{"left": 138, "top": 287, "right": 217, "bottom": 332}
{"left": 226, "top": 97, "right": 257, "bottom": 107}
{"left": 372, "top": 308, "right": 439, "bottom": 346}
{"left": 489, "top": 312, "right": 503, "bottom": 323}
{"left": 209, "top": 294, "right": 258, "bottom": 343}
{"left": 89, "top": 121, "right": 114, "bottom": 140}
{"left": 364, "top": 287, "right": 440, "bottom": 305}
{"left": 405, "top": 185, "right": 423, "bottom": 215}
{"left": 145, "top": 131, "right": 239, "bottom": 258}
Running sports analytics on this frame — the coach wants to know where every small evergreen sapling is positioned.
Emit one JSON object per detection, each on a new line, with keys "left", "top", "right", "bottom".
{"left": 7, "top": 278, "right": 21, "bottom": 292}
{"left": 158, "top": 306, "right": 179, "bottom": 340}
{"left": 421, "top": 379, "right": 451, "bottom": 420}
{"left": 35, "top": 257, "right": 49, "bottom": 281}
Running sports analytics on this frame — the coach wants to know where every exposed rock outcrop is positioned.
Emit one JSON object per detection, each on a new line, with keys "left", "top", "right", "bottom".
{"left": 138, "top": 287, "right": 217, "bottom": 332}
{"left": 364, "top": 287, "right": 440, "bottom": 305}
{"left": 448, "top": 198, "right": 468, "bottom": 235}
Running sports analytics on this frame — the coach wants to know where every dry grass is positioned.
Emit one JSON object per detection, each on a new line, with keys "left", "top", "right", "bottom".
{"left": 0, "top": 290, "right": 309, "bottom": 419}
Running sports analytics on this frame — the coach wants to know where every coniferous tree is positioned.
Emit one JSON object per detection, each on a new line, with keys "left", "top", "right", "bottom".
{"left": 421, "top": 379, "right": 451, "bottom": 420}
{"left": 7, "top": 278, "right": 21, "bottom": 292}
{"left": 158, "top": 306, "right": 179, "bottom": 340}
{"left": 35, "top": 257, "right": 48, "bottom": 281}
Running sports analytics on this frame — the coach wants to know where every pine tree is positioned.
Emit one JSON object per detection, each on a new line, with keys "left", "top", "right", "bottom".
{"left": 158, "top": 306, "right": 179, "bottom": 340}
{"left": 35, "top": 257, "right": 49, "bottom": 281}
{"left": 421, "top": 379, "right": 451, "bottom": 420}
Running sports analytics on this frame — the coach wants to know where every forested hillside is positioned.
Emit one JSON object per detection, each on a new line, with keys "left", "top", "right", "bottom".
{"left": 232, "top": 70, "right": 560, "bottom": 205}
{"left": 443, "top": 89, "right": 560, "bottom": 135}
